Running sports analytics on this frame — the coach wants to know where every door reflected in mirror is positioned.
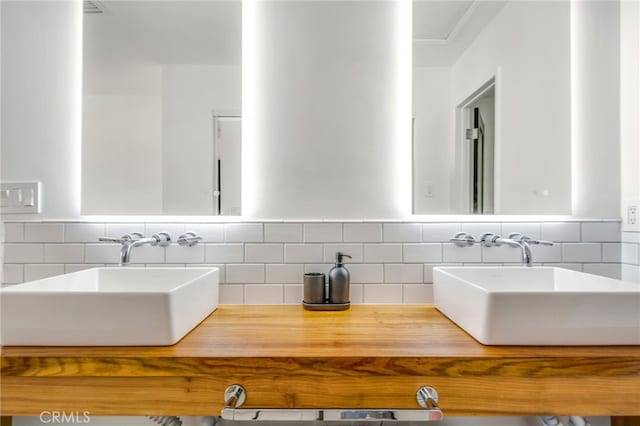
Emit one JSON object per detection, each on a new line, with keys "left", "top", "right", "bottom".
{"left": 413, "top": 0, "right": 572, "bottom": 215}
{"left": 81, "top": 1, "right": 241, "bottom": 215}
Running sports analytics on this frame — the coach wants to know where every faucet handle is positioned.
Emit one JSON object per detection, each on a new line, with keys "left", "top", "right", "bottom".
{"left": 507, "top": 233, "right": 553, "bottom": 246}
{"left": 480, "top": 232, "right": 501, "bottom": 247}
{"left": 177, "top": 232, "right": 203, "bottom": 247}
{"left": 150, "top": 232, "right": 172, "bottom": 247}
{"left": 450, "top": 232, "right": 476, "bottom": 247}
{"left": 98, "top": 236, "right": 126, "bottom": 244}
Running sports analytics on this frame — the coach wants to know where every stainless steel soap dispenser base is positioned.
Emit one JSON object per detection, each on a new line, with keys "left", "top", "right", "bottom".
{"left": 302, "top": 301, "right": 350, "bottom": 311}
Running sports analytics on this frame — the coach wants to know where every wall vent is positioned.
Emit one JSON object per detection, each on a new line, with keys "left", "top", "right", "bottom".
{"left": 83, "top": 0, "right": 106, "bottom": 15}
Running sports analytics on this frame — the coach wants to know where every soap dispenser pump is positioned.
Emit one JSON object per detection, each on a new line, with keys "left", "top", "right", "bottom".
{"left": 328, "top": 252, "right": 352, "bottom": 305}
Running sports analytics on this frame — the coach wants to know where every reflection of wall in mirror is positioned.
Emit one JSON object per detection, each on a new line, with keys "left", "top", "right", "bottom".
{"left": 82, "top": 63, "right": 240, "bottom": 215}
{"left": 414, "top": 1, "right": 571, "bottom": 215}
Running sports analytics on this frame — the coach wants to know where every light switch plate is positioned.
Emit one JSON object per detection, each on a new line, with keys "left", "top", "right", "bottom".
{"left": 622, "top": 199, "right": 640, "bottom": 232}
{"left": 1, "top": 182, "right": 41, "bottom": 214}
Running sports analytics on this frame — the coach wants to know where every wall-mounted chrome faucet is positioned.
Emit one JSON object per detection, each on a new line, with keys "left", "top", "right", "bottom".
{"left": 99, "top": 232, "right": 171, "bottom": 266}
{"left": 450, "top": 231, "right": 553, "bottom": 266}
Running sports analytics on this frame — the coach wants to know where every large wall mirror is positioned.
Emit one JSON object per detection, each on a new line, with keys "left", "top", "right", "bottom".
{"left": 413, "top": 0, "right": 571, "bottom": 215}
{"left": 82, "top": 0, "right": 241, "bottom": 215}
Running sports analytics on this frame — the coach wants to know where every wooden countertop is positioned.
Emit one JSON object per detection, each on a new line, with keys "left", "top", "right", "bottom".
{"left": 2, "top": 306, "right": 640, "bottom": 416}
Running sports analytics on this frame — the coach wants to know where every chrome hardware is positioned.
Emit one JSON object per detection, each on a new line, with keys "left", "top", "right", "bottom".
{"left": 224, "top": 384, "right": 247, "bottom": 408}
{"left": 416, "top": 386, "right": 440, "bottom": 410}
{"left": 450, "top": 232, "right": 476, "bottom": 247}
{"left": 177, "top": 232, "right": 203, "bottom": 247}
{"left": 480, "top": 232, "right": 501, "bottom": 247}
{"left": 151, "top": 232, "right": 171, "bottom": 247}
{"left": 508, "top": 232, "right": 554, "bottom": 246}
{"left": 220, "top": 385, "right": 443, "bottom": 422}
{"left": 98, "top": 232, "right": 170, "bottom": 266}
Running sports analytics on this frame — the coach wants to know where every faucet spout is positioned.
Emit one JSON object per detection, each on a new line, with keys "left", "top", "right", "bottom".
{"left": 120, "top": 237, "right": 157, "bottom": 266}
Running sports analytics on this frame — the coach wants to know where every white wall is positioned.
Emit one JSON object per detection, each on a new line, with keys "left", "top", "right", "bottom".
{"left": 620, "top": 0, "right": 640, "bottom": 218}
{"left": 451, "top": 1, "right": 572, "bottom": 215}
{"left": 571, "top": 0, "right": 621, "bottom": 218}
{"left": 413, "top": 67, "right": 453, "bottom": 214}
{"left": 1, "top": 0, "right": 81, "bottom": 220}
{"left": 82, "top": 63, "right": 163, "bottom": 215}
{"left": 162, "top": 64, "right": 241, "bottom": 215}
{"left": 243, "top": 0, "right": 411, "bottom": 219}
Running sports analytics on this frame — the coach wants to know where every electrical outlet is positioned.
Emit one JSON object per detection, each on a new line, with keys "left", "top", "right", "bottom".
{"left": 622, "top": 199, "right": 640, "bottom": 231}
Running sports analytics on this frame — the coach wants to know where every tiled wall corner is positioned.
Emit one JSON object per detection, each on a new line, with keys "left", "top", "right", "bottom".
{"left": 2, "top": 220, "right": 634, "bottom": 301}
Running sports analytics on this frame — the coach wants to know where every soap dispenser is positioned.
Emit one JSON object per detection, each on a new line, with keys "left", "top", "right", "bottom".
{"left": 328, "top": 252, "right": 352, "bottom": 305}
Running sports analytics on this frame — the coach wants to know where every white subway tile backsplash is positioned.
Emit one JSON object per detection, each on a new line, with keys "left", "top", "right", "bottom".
{"left": 186, "top": 224, "right": 224, "bottom": 242}
{"left": 622, "top": 231, "right": 640, "bottom": 244}
{"left": 285, "top": 244, "right": 324, "bottom": 263}
{"left": 403, "top": 244, "right": 442, "bottom": 263}
{"left": 246, "top": 244, "right": 284, "bottom": 263}
{"left": 384, "top": 264, "right": 423, "bottom": 283}
{"left": 64, "top": 223, "right": 104, "bottom": 243}
{"left": 264, "top": 223, "right": 302, "bottom": 243}
{"left": 44, "top": 244, "right": 84, "bottom": 263}
{"left": 284, "top": 284, "right": 303, "bottom": 304}
{"left": 185, "top": 264, "right": 227, "bottom": 283}
{"left": 421, "top": 223, "right": 460, "bottom": 242}
{"left": 2, "top": 220, "right": 626, "bottom": 304}
{"left": 226, "top": 264, "right": 265, "bottom": 283}
{"left": 104, "top": 223, "right": 145, "bottom": 239}
{"left": 363, "top": 284, "right": 403, "bottom": 304}
{"left": 145, "top": 224, "right": 186, "bottom": 239}
{"left": 266, "top": 264, "right": 304, "bottom": 283}
{"left": 4, "top": 223, "right": 24, "bottom": 242}
{"left": 24, "top": 264, "right": 65, "bottom": 281}
{"left": 166, "top": 244, "right": 205, "bottom": 263}
{"left": 541, "top": 222, "right": 581, "bottom": 242}
{"left": 350, "top": 284, "right": 364, "bottom": 304}
{"left": 64, "top": 264, "right": 103, "bottom": 273}
{"left": 219, "top": 284, "right": 244, "bottom": 304}
{"left": 383, "top": 223, "right": 421, "bottom": 242}
{"left": 4, "top": 244, "right": 44, "bottom": 263}
{"left": 304, "top": 263, "right": 333, "bottom": 275}
{"left": 350, "top": 264, "right": 384, "bottom": 283}
{"left": 264, "top": 224, "right": 303, "bottom": 242}
{"left": 25, "top": 223, "right": 64, "bottom": 243}
{"left": 562, "top": 243, "right": 602, "bottom": 262}
{"left": 621, "top": 243, "right": 639, "bottom": 265}
{"left": 403, "top": 284, "right": 434, "bottom": 304}
{"left": 225, "top": 223, "right": 263, "bottom": 243}
{"left": 364, "top": 244, "right": 402, "bottom": 263}
{"left": 543, "top": 263, "right": 583, "bottom": 272}
{"left": 460, "top": 223, "right": 500, "bottom": 239}
{"left": 3, "top": 264, "right": 24, "bottom": 284}
{"left": 128, "top": 245, "right": 165, "bottom": 264}
{"left": 582, "top": 263, "right": 622, "bottom": 280}
{"left": 582, "top": 222, "right": 620, "bottom": 242}
{"left": 205, "top": 244, "right": 244, "bottom": 263}
{"left": 602, "top": 243, "right": 621, "bottom": 263}
{"left": 500, "top": 223, "right": 541, "bottom": 240}
{"left": 622, "top": 264, "right": 640, "bottom": 283}
{"left": 245, "top": 284, "right": 283, "bottom": 304}
{"left": 443, "top": 244, "right": 481, "bottom": 263}
{"left": 304, "top": 223, "right": 342, "bottom": 242}
{"left": 529, "top": 244, "right": 563, "bottom": 263}
{"left": 344, "top": 223, "right": 382, "bottom": 243}
{"left": 323, "top": 244, "right": 362, "bottom": 263}
{"left": 481, "top": 245, "right": 523, "bottom": 263}
{"left": 85, "top": 244, "right": 120, "bottom": 264}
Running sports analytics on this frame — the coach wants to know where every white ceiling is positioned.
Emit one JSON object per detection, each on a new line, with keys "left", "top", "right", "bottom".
{"left": 413, "top": 0, "right": 475, "bottom": 40}
{"left": 84, "top": 0, "right": 505, "bottom": 68}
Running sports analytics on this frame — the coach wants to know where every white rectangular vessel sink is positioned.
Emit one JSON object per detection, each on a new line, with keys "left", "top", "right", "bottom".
{"left": 433, "top": 267, "right": 640, "bottom": 345}
{"left": 0, "top": 267, "right": 219, "bottom": 346}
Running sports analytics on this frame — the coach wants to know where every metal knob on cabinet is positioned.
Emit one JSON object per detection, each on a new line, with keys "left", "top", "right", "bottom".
{"left": 220, "top": 384, "right": 444, "bottom": 422}
{"left": 177, "top": 232, "right": 203, "bottom": 247}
